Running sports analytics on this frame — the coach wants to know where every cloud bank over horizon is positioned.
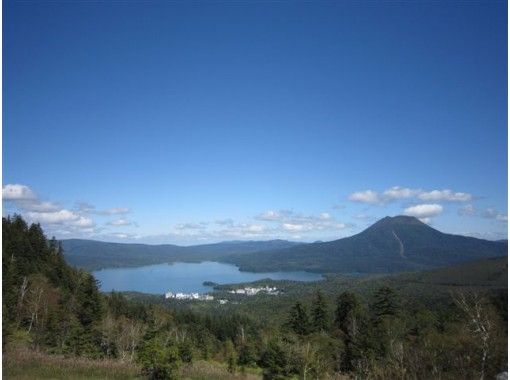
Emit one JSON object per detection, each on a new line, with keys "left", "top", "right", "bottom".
{"left": 2, "top": 183, "right": 507, "bottom": 244}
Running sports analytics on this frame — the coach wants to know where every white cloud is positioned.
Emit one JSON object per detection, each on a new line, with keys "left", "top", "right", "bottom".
{"left": 98, "top": 207, "right": 130, "bottom": 215}
{"left": 319, "top": 212, "right": 331, "bottom": 220}
{"left": 174, "top": 222, "right": 207, "bottom": 230}
{"left": 166, "top": 208, "right": 348, "bottom": 242}
{"left": 109, "top": 232, "right": 141, "bottom": 239}
{"left": 28, "top": 201, "right": 61, "bottom": 212}
{"left": 254, "top": 209, "right": 347, "bottom": 233}
{"left": 107, "top": 218, "right": 133, "bottom": 226}
{"left": 76, "top": 202, "right": 96, "bottom": 213}
{"left": 348, "top": 190, "right": 380, "bottom": 204}
{"left": 71, "top": 216, "right": 95, "bottom": 228}
{"left": 417, "top": 189, "right": 472, "bottom": 202}
{"left": 170, "top": 221, "right": 270, "bottom": 239}
{"left": 403, "top": 204, "right": 443, "bottom": 218}
{"left": 482, "top": 208, "right": 508, "bottom": 222}
{"left": 462, "top": 231, "right": 508, "bottom": 240}
{"left": 458, "top": 204, "right": 476, "bottom": 216}
{"left": 348, "top": 186, "right": 472, "bottom": 205}
{"left": 255, "top": 209, "right": 292, "bottom": 221}
{"left": 382, "top": 186, "right": 420, "bottom": 201}
{"left": 246, "top": 224, "right": 266, "bottom": 233}
{"left": 282, "top": 223, "right": 305, "bottom": 232}
{"left": 3, "top": 184, "right": 135, "bottom": 237}
{"left": 282, "top": 221, "right": 346, "bottom": 232}
{"left": 76, "top": 203, "right": 130, "bottom": 215}
{"left": 26, "top": 209, "right": 94, "bottom": 228}
{"left": 215, "top": 218, "right": 234, "bottom": 227}
{"left": 3, "top": 184, "right": 36, "bottom": 200}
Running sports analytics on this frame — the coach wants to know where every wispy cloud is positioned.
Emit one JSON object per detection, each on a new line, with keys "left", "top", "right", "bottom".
{"left": 348, "top": 190, "right": 380, "bottom": 204}
{"left": 382, "top": 187, "right": 421, "bottom": 202}
{"left": 482, "top": 208, "right": 508, "bottom": 222}
{"left": 457, "top": 204, "right": 507, "bottom": 222}
{"left": 99, "top": 207, "right": 131, "bottom": 215}
{"left": 77, "top": 202, "right": 131, "bottom": 216}
{"left": 215, "top": 218, "right": 234, "bottom": 227}
{"left": 106, "top": 218, "right": 135, "bottom": 226}
{"left": 403, "top": 203, "right": 443, "bottom": 218}
{"left": 348, "top": 186, "right": 472, "bottom": 205}
{"left": 174, "top": 222, "right": 208, "bottom": 230}
{"left": 3, "top": 184, "right": 134, "bottom": 237}
{"left": 25, "top": 209, "right": 94, "bottom": 228}
{"left": 417, "top": 189, "right": 471, "bottom": 202}
{"left": 253, "top": 209, "right": 345, "bottom": 232}
{"left": 164, "top": 209, "right": 348, "bottom": 242}
{"left": 2, "top": 184, "right": 36, "bottom": 200}
{"left": 255, "top": 209, "right": 293, "bottom": 221}
{"left": 458, "top": 204, "right": 476, "bottom": 216}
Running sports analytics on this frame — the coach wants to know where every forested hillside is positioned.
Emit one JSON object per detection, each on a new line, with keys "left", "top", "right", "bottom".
{"left": 225, "top": 216, "right": 508, "bottom": 273}
{"left": 62, "top": 238, "right": 301, "bottom": 271}
{"left": 3, "top": 215, "right": 508, "bottom": 379}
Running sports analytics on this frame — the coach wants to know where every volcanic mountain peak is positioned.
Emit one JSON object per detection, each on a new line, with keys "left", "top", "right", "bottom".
{"left": 371, "top": 215, "right": 426, "bottom": 227}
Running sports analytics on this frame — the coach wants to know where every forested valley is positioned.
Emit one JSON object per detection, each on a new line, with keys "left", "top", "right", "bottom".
{"left": 3, "top": 215, "right": 507, "bottom": 379}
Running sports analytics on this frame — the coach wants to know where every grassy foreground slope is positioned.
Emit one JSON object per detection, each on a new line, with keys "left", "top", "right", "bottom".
{"left": 4, "top": 215, "right": 507, "bottom": 379}
{"left": 3, "top": 347, "right": 140, "bottom": 380}
{"left": 3, "top": 347, "right": 262, "bottom": 380}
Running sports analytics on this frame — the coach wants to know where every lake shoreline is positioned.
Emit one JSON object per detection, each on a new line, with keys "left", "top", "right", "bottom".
{"left": 93, "top": 261, "right": 324, "bottom": 295}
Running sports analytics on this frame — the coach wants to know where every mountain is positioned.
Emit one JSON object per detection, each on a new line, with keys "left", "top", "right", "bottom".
{"left": 63, "top": 216, "right": 507, "bottom": 274}
{"left": 223, "top": 216, "right": 508, "bottom": 273}
{"left": 62, "top": 238, "right": 302, "bottom": 270}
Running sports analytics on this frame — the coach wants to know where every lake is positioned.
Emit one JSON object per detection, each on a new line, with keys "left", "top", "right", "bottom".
{"left": 92, "top": 261, "right": 323, "bottom": 294}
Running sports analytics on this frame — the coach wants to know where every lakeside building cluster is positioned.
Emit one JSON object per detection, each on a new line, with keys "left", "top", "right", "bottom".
{"left": 228, "top": 286, "right": 279, "bottom": 296}
{"left": 164, "top": 286, "right": 280, "bottom": 303}
{"left": 165, "top": 292, "right": 214, "bottom": 301}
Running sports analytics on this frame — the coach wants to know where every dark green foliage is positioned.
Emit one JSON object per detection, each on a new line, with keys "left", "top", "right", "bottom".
{"left": 178, "top": 340, "right": 193, "bottom": 363}
{"left": 286, "top": 302, "right": 311, "bottom": 336}
{"left": 225, "top": 340, "right": 237, "bottom": 373}
{"left": 334, "top": 292, "right": 366, "bottom": 371}
{"left": 62, "top": 238, "right": 301, "bottom": 271}
{"left": 137, "top": 335, "right": 180, "bottom": 379}
{"left": 311, "top": 290, "right": 329, "bottom": 332}
{"left": 259, "top": 339, "right": 292, "bottom": 379}
{"left": 370, "top": 286, "right": 401, "bottom": 321}
{"left": 2, "top": 215, "right": 104, "bottom": 357}
{"left": 2, "top": 215, "right": 508, "bottom": 379}
{"left": 335, "top": 292, "right": 363, "bottom": 336}
{"left": 237, "top": 342, "right": 257, "bottom": 367}
{"left": 106, "top": 291, "right": 149, "bottom": 321}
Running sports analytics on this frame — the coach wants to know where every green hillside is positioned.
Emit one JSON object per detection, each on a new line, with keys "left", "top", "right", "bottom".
{"left": 225, "top": 216, "right": 507, "bottom": 273}
{"left": 62, "top": 239, "right": 301, "bottom": 270}
{"left": 4, "top": 215, "right": 507, "bottom": 379}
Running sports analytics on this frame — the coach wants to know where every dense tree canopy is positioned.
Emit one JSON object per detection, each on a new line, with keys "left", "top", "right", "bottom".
{"left": 2, "top": 215, "right": 507, "bottom": 379}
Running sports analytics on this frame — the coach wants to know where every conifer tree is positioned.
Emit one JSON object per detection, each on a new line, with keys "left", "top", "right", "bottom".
{"left": 312, "top": 290, "right": 329, "bottom": 333}
{"left": 287, "top": 301, "right": 311, "bottom": 336}
{"left": 335, "top": 292, "right": 366, "bottom": 371}
{"left": 370, "top": 286, "right": 400, "bottom": 322}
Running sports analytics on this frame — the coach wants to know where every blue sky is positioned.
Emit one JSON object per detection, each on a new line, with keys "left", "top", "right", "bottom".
{"left": 3, "top": 1, "right": 507, "bottom": 244}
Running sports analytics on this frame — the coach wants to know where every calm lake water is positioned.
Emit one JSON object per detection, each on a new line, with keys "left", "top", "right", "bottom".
{"left": 93, "top": 261, "right": 323, "bottom": 294}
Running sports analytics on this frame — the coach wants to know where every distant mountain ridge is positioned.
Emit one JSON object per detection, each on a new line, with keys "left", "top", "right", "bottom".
{"left": 223, "top": 216, "right": 508, "bottom": 273}
{"left": 62, "top": 238, "right": 302, "bottom": 270}
{"left": 62, "top": 216, "right": 507, "bottom": 274}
